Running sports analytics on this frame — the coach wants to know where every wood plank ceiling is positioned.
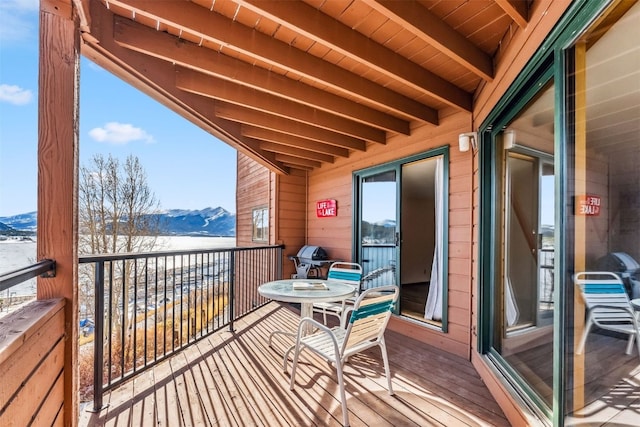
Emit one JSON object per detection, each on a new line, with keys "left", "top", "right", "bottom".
{"left": 75, "top": 0, "right": 530, "bottom": 173}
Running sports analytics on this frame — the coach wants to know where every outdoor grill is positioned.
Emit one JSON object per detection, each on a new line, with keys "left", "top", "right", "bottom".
{"left": 289, "top": 245, "right": 331, "bottom": 279}
{"left": 597, "top": 251, "right": 640, "bottom": 298}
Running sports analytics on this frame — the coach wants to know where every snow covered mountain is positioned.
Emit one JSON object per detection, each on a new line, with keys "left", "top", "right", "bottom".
{"left": 0, "top": 212, "right": 38, "bottom": 232}
{"left": 157, "top": 207, "right": 235, "bottom": 236}
{"left": 0, "top": 207, "right": 236, "bottom": 237}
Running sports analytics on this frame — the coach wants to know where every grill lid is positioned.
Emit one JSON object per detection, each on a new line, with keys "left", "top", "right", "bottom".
{"left": 297, "top": 245, "right": 328, "bottom": 261}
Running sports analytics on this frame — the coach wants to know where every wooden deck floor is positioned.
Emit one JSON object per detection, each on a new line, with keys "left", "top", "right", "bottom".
{"left": 80, "top": 302, "right": 509, "bottom": 427}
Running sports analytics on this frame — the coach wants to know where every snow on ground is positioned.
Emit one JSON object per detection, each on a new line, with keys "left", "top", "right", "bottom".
{"left": 0, "top": 239, "right": 38, "bottom": 297}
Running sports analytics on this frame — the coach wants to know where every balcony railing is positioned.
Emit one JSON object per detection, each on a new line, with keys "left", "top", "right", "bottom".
{"left": 361, "top": 244, "right": 396, "bottom": 289}
{"left": 79, "top": 245, "right": 283, "bottom": 411}
{"left": 0, "top": 259, "right": 55, "bottom": 315}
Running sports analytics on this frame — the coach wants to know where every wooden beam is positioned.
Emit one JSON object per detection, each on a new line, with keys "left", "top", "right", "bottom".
{"left": 103, "top": 0, "right": 439, "bottom": 124}
{"left": 112, "top": 17, "right": 410, "bottom": 135}
{"left": 38, "top": 2, "right": 79, "bottom": 425}
{"left": 362, "top": 0, "right": 494, "bottom": 81}
{"left": 241, "top": 126, "right": 350, "bottom": 158}
{"left": 215, "top": 103, "right": 367, "bottom": 152}
{"left": 236, "top": 0, "right": 472, "bottom": 110}
{"left": 495, "top": 0, "right": 529, "bottom": 29}
{"left": 84, "top": 3, "right": 290, "bottom": 174}
{"left": 275, "top": 154, "right": 321, "bottom": 169}
{"left": 281, "top": 163, "right": 314, "bottom": 172}
{"left": 258, "top": 141, "right": 335, "bottom": 164}
{"left": 175, "top": 66, "right": 387, "bottom": 144}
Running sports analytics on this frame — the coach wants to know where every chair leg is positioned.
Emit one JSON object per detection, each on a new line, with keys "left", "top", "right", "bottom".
{"left": 379, "top": 337, "right": 394, "bottom": 395}
{"left": 289, "top": 344, "right": 303, "bottom": 391}
{"left": 283, "top": 344, "right": 295, "bottom": 372}
{"left": 625, "top": 333, "right": 635, "bottom": 355}
{"left": 576, "top": 317, "right": 593, "bottom": 355}
{"left": 335, "top": 358, "right": 349, "bottom": 426}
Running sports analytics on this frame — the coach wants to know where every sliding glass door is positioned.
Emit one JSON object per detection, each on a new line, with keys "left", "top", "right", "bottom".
{"left": 486, "top": 80, "right": 556, "bottom": 409}
{"left": 479, "top": 2, "right": 640, "bottom": 424}
{"left": 354, "top": 148, "right": 448, "bottom": 327}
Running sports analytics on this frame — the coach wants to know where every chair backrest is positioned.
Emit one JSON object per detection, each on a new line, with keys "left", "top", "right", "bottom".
{"left": 327, "top": 262, "right": 363, "bottom": 291}
{"left": 342, "top": 286, "right": 398, "bottom": 352}
{"left": 574, "top": 271, "right": 634, "bottom": 323}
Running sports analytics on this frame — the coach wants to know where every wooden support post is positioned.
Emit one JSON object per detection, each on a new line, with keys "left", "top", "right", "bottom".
{"left": 37, "top": 1, "right": 79, "bottom": 425}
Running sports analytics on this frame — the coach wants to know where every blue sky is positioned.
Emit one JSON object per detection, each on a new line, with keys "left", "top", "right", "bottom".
{"left": 0, "top": 0, "right": 237, "bottom": 217}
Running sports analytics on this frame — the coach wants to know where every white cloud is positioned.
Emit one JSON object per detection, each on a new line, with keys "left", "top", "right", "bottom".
{"left": 0, "top": 0, "right": 38, "bottom": 42}
{"left": 89, "top": 122, "right": 155, "bottom": 145}
{"left": 0, "top": 84, "right": 33, "bottom": 105}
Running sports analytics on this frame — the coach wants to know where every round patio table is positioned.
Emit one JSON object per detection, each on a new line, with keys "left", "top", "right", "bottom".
{"left": 259, "top": 279, "right": 356, "bottom": 369}
{"left": 259, "top": 279, "right": 355, "bottom": 331}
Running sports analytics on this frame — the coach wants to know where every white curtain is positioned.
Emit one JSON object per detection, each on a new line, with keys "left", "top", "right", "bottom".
{"left": 505, "top": 276, "right": 519, "bottom": 327}
{"left": 425, "top": 157, "right": 443, "bottom": 321}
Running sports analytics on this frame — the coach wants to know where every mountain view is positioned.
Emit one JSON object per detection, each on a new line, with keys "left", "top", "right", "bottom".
{"left": 0, "top": 207, "right": 236, "bottom": 237}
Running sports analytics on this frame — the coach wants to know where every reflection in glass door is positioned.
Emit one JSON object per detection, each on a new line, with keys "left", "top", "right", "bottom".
{"left": 504, "top": 153, "right": 554, "bottom": 333}
{"left": 490, "top": 80, "right": 556, "bottom": 409}
{"left": 566, "top": 2, "right": 640, "bottom": 422}
{"left": 538, "top": 161, "right": 554, "bottom": 324}
{"left": 358, "top": 170, "right": 398, "bottom": 289}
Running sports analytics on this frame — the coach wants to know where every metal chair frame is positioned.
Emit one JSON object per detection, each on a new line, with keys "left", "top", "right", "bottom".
{"left": 288, "top": 286, "right": 399, "bottom": 426}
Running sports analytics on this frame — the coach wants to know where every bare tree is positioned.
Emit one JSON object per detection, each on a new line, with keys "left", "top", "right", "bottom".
{"left": 79, "top": 154, "right": 160, "bottom": 255}
{"left": 78, "top": 154, "right": 161, "bottom": 359}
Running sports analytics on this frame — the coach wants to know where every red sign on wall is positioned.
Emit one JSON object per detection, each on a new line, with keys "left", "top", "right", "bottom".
{"left": 316, "top": 199, "right": 337, "bottom": 217}
{"left": 575, "top": 195, "right": 601, "bottom": 216}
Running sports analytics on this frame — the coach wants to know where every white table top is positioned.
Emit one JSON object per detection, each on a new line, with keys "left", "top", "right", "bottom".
{"left": 631, "top": 298, "right": 640, "bottom": 310}
{"left": 258, "top": 279, "right": 355, "bottom": 304}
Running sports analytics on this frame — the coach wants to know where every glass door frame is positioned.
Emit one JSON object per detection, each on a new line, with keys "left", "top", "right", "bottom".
{"left": 478, "top": 67, "right": 556, "bottom": 420}
{"left": 352, "top": 146, "right": 449, "bottom": 330}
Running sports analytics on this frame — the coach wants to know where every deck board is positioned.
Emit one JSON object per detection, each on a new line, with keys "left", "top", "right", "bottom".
{"left": 80, "top": 302, "right": 510, "bottom": 427}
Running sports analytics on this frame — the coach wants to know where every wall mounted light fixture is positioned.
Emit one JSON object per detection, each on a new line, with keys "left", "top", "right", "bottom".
{"left": 503, "top": 129, "right": 516, "bottom": 149}
{"left": 458, "top": 132, "right": 478, "bottom": 152}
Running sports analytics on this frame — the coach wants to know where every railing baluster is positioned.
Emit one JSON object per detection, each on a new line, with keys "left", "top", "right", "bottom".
{"left": 228, "top": 250, "right": 235, "bottom": 332}
{"left": 171, "top": 254, "right": 176, "bottom": 354}
{"left": 92, "top": 260, "right": 105, "bottom": 412}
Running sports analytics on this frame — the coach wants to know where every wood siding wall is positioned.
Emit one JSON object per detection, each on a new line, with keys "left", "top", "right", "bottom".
{"left": 236, "top": 152, "right": 270, "bottom": 247}
{"left": 0, "top": 299, "right": 66, "bottom": 427}
{"left": 236, "top": 153, "right": 307, "bottom": 279}
{"left": 275, "top": 169, "right": 307, "bottom": 279}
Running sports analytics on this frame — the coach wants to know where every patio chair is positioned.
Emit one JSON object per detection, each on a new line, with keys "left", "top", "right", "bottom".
{"left": 574, "top": 271, "right": 640, "bottom": 358}
{"left": 288, "top": 285, "right": 399, "bottom": 427}
{"left": 312, "top": 262, "right": 363, "bottom": 326}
